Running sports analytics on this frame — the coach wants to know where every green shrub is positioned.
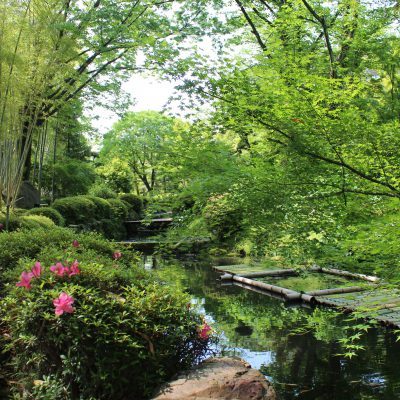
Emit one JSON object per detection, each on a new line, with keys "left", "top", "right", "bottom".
{"left": 0, "top": 227, "right": 137, "bottom": 274}
{"left": 107, "top": 198, "right": 129, "bottom": 221}
{"left": 89, "top": 183, "right": 118, "bottom": 199}
{"left": 99, "top": 219, "right": 127, "bottom": 241}
{"left": 1, "top": 245, "right": 212, "bottom": 399}
{"left": 83, "top": 196, "right": 112, "bottom": 220}
{"left": 0, "top": 213, "right": 22, "bottom": 232}
{"left": 119, "top": 193, "right": 143, "bottom": 215}
{"left": 20, "top": 215, "right": 55, "bottom": 230}
{"left": 25, "top": 207, "right": 65, "bottom": 226}
{"left": 52, "top": 196, "right": 96, "bottom": 225}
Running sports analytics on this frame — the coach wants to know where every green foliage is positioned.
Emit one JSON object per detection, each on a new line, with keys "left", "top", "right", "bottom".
{"left": 49, "top": 195, "right": 128, "bottom": 239}
{"left": 101, "top": 112, "right": 180, "bottom": 193}
{"left": 84, "top": 196, "right": 112, "bottom": 220}
{"left": 320, "top": 200, "right": 400, "bottom": 278}
{"left": 203, "top": 194, "right": 243, "bottom": 241}
{"left": 107, "top": 198, "right": 129, "bottom": 221}
{"left": 1, "top": 244, "right": 212, "bottom": 399}
{"left": 20, "top": 215, "right": 55, "bottom": 230}
{"left": 25, "top": 207, "right": 65, "bottom": 226}
{"left": 0, "top": 212, "right": 22, "bottom": 232}
{"left": 0, "top": 227, "right": 131, "bottom": 274}
{"left": 119, "top": 193, "right": 143, "bottom": 215}
{"left": 89, "top": 183, "right": 118, "bottom": 199}
{"left": 95, "top": 158, "right": 133, "bottom": 193}
{"left": 52, "top": 196, "right": 96, "bottom": 225}
{"left": 43, "top": 160, "right": 96, "bottom": 198}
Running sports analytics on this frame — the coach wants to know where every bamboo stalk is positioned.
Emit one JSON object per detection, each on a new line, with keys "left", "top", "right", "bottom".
{"left": 230, "top": 275, "right": 302, "bottom": 300}
{"left": 238, "top": 269, "right": 298, "bottom": 278}
{"left": 310, "top": 265, "right": 380, "bottom": 283}
{"left": 305, "top": 286, "right": 365, "bottom": 296}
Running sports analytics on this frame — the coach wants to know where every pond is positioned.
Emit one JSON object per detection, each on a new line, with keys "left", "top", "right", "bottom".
{"left": 147, "top": 253, "right": 400, "bottom": 400}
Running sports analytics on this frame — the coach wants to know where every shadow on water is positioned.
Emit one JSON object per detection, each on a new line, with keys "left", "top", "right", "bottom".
{"left": 147, "top": 253, "right": 400, "bottom": 400}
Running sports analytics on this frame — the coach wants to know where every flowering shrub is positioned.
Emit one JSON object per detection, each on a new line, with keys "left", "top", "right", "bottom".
{"left": 0, "top": 227, "right": 139, "bottom": 275}
{"left": 0, "top": 238, "right": 213, "bottom": 399}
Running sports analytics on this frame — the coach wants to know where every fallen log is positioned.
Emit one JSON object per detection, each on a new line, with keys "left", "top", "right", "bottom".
{"left": 310, "top": 265, "right": 380, "bottom": 283}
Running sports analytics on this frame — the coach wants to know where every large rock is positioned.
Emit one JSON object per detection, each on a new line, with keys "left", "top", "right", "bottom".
{"left": 152, "top": 357, "right": 277, "bottom": 400}
{"left": 15, "top": 181, "right": 40, "bottom": 209}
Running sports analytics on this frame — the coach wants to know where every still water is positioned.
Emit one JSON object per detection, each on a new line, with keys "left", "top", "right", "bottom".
{"left": 147, "top": 254, "right": 400, "bottom": 400}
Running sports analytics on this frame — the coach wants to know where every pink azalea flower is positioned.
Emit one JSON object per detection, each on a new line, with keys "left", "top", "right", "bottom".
{"left": 16, "top": 271, "right": 34, "bottom": 290}
{"left": 69, "top": 260, "right": 80, "bottom": 276}
{"left": 53, "top": 292, "right": 75, "bottom": 316}
{"left": 198, "top": 322, "right": 212, "bottom": 340}
{"left": 72, "top": 240, "right": 80, "bottom": 248}
{"left": 31, "top": 261, "right": 42, "bottom": 277}
{"left": 50, "top": 262, "right": 68, "bottom": 277}
{"left": 113, "top": 251, "right": 122, "bottom": 260}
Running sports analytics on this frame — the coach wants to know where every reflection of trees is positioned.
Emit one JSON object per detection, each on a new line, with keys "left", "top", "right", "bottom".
{"left": 154, "top": 257, "right": 400, "bottom": 399}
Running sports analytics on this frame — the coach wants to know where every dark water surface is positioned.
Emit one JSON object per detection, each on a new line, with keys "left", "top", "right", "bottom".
{"left": 148, "top": 254, "right": 400, "bottom": 400}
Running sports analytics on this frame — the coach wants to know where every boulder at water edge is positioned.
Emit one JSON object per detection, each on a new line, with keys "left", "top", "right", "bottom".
{"left": 152, "top": 357, "right": 277, "bottom": 400}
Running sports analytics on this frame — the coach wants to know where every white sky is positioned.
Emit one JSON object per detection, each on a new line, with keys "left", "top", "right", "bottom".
{"left": 91, "top": 75, "right": 176, "bottom": 135}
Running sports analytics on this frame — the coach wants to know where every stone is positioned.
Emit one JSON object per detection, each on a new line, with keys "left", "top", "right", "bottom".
{"left": 15, "top": 181, "right": 40, "bottom": 209}
{"left": 152, "top": 357, "right": 277, "bottom": 400}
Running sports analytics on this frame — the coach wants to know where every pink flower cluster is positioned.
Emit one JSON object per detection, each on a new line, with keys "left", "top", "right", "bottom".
{"left": 113, "top": 251, "right": 122, "bottom": 260}
{"left": 198, "top": 322, "right": 212, "bottom": 340}
{"left": 53, "top": 292, "right": 75, "bottom": 316}
{"left": 16, "top": 262, "right": 42, "bottom": 289}
{"left": 15, "top": 260, "right": 78, "bottom": 316}
{"left": 50, "top": 260, "right": 80, "bottom": 277}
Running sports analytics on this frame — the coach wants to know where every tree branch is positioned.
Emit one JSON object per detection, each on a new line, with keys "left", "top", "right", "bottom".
{"left": 234, "top": 0, "right": 267, "bottom": 51}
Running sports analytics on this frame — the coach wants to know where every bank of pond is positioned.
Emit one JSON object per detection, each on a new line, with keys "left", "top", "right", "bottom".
{"left": 151, "top": 254, "right": 400, "bottom": 400}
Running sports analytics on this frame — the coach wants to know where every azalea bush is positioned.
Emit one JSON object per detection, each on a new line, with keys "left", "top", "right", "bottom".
{"left": 0, "top": 240, "right": 214, "bottom": 400}
{"left": 0, "top": 227, "right": 137, "bottom": 274}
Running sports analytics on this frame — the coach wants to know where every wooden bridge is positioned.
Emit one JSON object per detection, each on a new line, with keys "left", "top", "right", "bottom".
{"left": 124, "top": 218, "right": 173, "bottom": 238}
{"left": 214, "top": 264, "right": 400, "bottom": 328}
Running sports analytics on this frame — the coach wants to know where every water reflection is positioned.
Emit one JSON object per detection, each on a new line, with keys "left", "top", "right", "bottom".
{"left": 147, "top": 254, "right": 400, "bottom": 400}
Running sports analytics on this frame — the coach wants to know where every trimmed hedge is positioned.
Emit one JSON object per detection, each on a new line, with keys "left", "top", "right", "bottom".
{"left": 25, "top": 207, "right": 65, "bottom": 226}
{"left": 89, "top": 184, "right": 118, "bottom": 199}
{"left": 119, "top": 193, "right": 143, "bottom": 215}
{"left": 108, "top": 198, "right": 129, "bottom": 221}
{"left": 52, "top": 196, "right": 96, "bottom": 225}
{"left": 84, "top": 195, "right": 112, "bottom": 219}
{"left": 20, "top": 215, "right": 55, "bottom": 230}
